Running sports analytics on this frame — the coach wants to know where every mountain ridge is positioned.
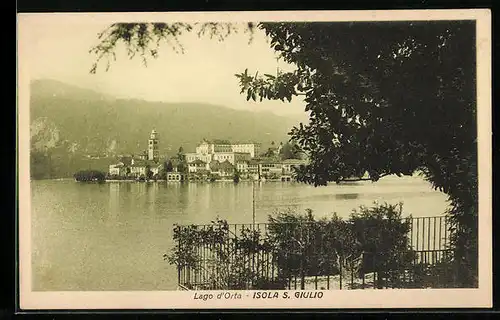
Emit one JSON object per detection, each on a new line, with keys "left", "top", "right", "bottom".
{"left": 29, "top": 79, "right": 305, "bottom": 178}
{"left": 30, "top": 78, "right": 306, "bottom": 120}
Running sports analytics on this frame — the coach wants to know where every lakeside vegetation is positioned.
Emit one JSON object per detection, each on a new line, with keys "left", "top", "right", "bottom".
{"left": 73, "top": 170, "right": 106, "bottom": 182}
{"left": 93, "top": 21, "right": 478, "bottom": 287}
{"left": 89, "top": 174, "right": 292, "bottom": 183}
{"left": 31, "top": 151, "right": 111, "bottom": 180}
{"left": 167, "top": 203, "right": 456, "bottom": 290}
{"left": 30, "top": 79, "right": 301, "bottom": 181}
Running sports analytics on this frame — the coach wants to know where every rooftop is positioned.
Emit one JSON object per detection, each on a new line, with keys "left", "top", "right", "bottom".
{"left": 209, "top": 160, "right": 220, "bottom": 170}
{"left": 131, "top": 159, "right": 162, "bottom": 167}
{"left": 190, "top": 159, "right": 207, "bottom": 165}
{"left": 200, "top": 139, "right": 261, "bottom": 146}
{"left": 219, "top": 160, "right": 235, "bottom": 170}
{"left": 118, "top": 156, "right": 133, "bottom": 166}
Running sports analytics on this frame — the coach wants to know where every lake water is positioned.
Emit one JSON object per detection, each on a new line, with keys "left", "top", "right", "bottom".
{"left": 31, "top": 175, "right": 449, "bottom": 291}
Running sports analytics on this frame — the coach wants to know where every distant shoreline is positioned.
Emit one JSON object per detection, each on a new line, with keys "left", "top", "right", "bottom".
{"left": 104, "top": 179, "right": 293, "bottom": 183}
{"left": 31, "top": 178, "right": 288, "bottom": 182}
{"left": 30, "top": 178, "right": 336, "bottom": 184}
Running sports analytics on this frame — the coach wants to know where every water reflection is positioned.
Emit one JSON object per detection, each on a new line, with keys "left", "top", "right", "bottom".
{"left": 175, "top": 183, "right": 189, "bottom": 212}
{"left": 146, "top": 182, "right": 158, "bottom": 217}
{"left": 31, "top": 177, "right": 450, "bottom": 291}
{"left": 124, "top": 182, "right": 132, "bottom": 192}
{"left": 107, "top": 183, "right": 119, "bottom": 224}
{"left": 335, "top": 193, "right": 360, "bottom": 200}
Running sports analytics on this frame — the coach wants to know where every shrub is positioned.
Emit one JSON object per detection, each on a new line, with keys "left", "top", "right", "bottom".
{"left": 233, "top": 171, "right": 241, "bottom": 183}
{"left": 405, "top": 249, "right": 457, "bottom": 288}
{"left": 263, "top": 203, "right": 414, "bottom": 287}
{"left": 348, "top": 203, "right": 414, "bottom": 287}
{"left": 74, "top": 170, "right": 106, "bottom": 182}
{"left": 166, "top": 203, "right": 443, "bottom": 289}
{"left": 165, "top": 218, "right": 284, "bottom": 290}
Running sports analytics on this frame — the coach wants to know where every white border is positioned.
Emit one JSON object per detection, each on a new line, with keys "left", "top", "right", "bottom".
{"left": 17, "top": 9, "right": 492, "bottom": 309}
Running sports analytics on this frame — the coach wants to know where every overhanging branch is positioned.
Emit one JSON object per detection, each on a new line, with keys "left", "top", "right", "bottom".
{"left": 336, "top": 173, "right": 392, "bottom": 183}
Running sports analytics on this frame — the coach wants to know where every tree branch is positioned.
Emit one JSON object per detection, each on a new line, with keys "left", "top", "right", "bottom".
{"left": 336, "top": 173, "right": 392, "bottom": 183}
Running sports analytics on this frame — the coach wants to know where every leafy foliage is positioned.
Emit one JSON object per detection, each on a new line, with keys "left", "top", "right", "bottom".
{"left": 260, "top": 147, "right": 277, "bottom": 159}
{"left": 145, "top": 164, "right": 154, "bottom": 180}
{"left": 164, "top": 160, "right": 174, "bottom": 172}
{"left": 233, "top": 170, "right": 241, "bottom": 183}
{"left": 90, "top": 22, "right": 255, "bottom": 73}
{"left": 237, "top": 23, "right": 478, "bottom": 286}
{"left": 165, "top": 203, "right": 441, "bottom": 289}
{"left": 158, "top": 160, "right": 174, "bottom": 179}
{"left": 348, "top": 203, "right": 415, "bottom": 287}
{"left": 175, "top": 148, "right": 188, "bottom": 174}
{"left": 165, "top": 218, "right": 283, "bottom": 290}
{"left": 266, "top": 204, "right": 414, "bottom": 287}
{"left": 73, "top": 170, "right": 106, "bottom": 182}
{"left": 279, "top": 140, "right": 303, "bottom": 160}
{"left": 92, "top": 21, "right": 478, "bottom": 286}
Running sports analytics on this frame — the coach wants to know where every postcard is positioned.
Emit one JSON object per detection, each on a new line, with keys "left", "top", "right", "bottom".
{"left": 17, "top": 9, "right": 492, "bottom": 310}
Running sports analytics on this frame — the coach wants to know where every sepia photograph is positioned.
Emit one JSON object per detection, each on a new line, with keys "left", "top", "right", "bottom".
{"left": 17, "top": 10, "right": 492, "bottom": 309}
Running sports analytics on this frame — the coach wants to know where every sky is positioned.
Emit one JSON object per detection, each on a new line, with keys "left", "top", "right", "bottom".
{"left": 22, "top": 18, "right": 306, "bottom": 116}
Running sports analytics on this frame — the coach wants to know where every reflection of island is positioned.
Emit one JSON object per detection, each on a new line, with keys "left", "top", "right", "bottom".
{"left": 336, "top": 181, "right": 362, "bottom": 186}
{"left": 108, "top": 183, "right": 120, "bottom": 223}
{"left": 146, "top": 182, "right": 159, "bottom": 216}
{"left": 335, "top": 193, "right": 360, "bottom": 200}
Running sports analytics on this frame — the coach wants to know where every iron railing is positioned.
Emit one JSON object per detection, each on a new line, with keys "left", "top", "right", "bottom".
{"left": 175, "top": 216, "right": 456, "bottom": 290}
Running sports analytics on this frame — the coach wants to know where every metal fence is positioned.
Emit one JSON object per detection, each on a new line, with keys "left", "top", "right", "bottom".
{"left": 408, "top": 216, "right": 450, "bottom": 252}
{"left": 176, "top": 216, "right": 456, "bottom": 290}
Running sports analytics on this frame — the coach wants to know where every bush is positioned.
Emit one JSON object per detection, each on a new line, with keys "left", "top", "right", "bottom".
{"left": 348, "top": 203, "right": 414, "bottom": 287}
{"left": 165, "top": 218, "right": 284, "bottom": 290}
{"left": 409, "top": 254, "right": 457, "bottom": 288}
{"left": 158, "top": 169, "right": 168, "bottom": 180}
{"left": 74, "top": 170, "right": 106, "bottom": 182}
{"left": 233, "top": 171, "right": 240, "bottom": 183}
{"left": 265, "top": 203, "right": 413, "bottom": 283}
{"left": 209, "top": 174, "right": 219, "bottom": 182}
{"left": 166, "top": 203, "right": 434, "bottom": 289}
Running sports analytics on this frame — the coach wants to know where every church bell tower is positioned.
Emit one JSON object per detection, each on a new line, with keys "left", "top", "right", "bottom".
{"left": 148, "top": 129, "right": 159, "bottom": 162}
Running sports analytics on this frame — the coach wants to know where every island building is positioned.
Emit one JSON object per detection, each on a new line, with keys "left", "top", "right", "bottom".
{"left": 108, "top": 134, "right": 307, "bottom": 181}
{"left": 187, "top": 139, "right": 260, "bottom": 161}
{"left": 184, "top": 139, "right": 307, "bottom": 181}
{"left": 185, "top": 139, "right": 258, "bottom": 168}
{"left": 148, "top": 129, "right": 160, "bottom": 161}
{"left": 108, "top": 129, "right": 163, "bottom": 179}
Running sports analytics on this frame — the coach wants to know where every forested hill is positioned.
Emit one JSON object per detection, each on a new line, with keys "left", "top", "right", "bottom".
{"left": 30, "top": 79, "right": 305, "bottom": 179}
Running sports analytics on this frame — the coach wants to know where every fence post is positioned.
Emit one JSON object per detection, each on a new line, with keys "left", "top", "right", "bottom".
{"left": 177, "top": 227, "right": 181, "bottom": 288}
{"left": 361, "top": 252, "right": 365, "bottom": 288}
{"left": 178, "top": 226, "right": 184, "bottom": 289}
{"left": 339, "top": 257, "right": 343, "bottom": 290}
{"left": 173, "top": 215, "right": 456, "bottom": 291}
